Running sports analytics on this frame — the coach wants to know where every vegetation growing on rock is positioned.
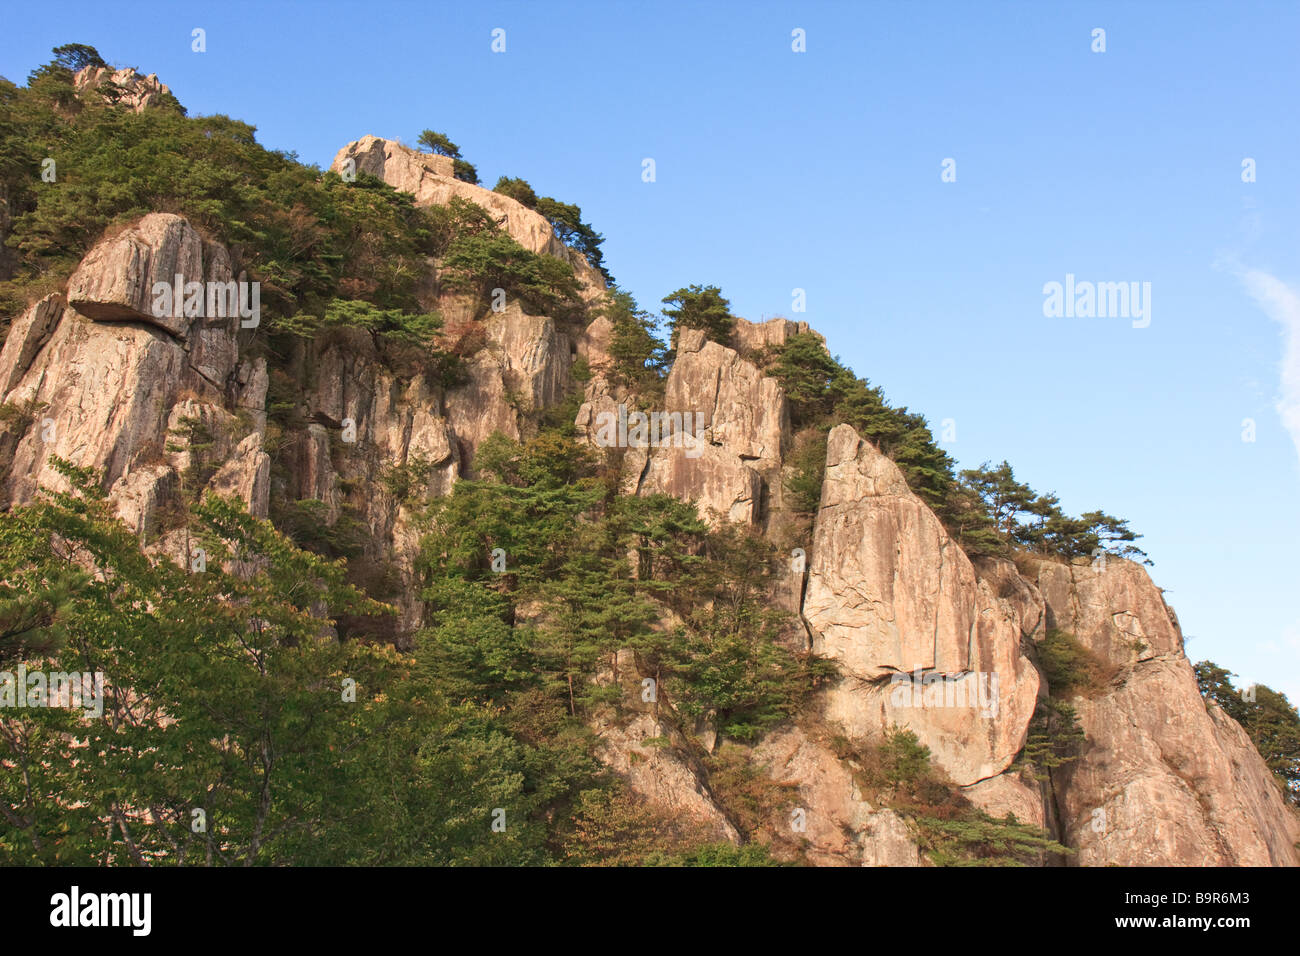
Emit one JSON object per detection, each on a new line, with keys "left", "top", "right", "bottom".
{"left": 1, "top": 45, "right": 1294, "bottom": 869}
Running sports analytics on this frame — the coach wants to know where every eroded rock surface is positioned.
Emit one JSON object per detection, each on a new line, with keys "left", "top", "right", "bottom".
{"left": 626, "top": 327, "right": 788, "bottom": 528}
{"left": 754, "top": 726, "right": 920, "bottom": 866}
{"left": 1035, "top": 560, "right": 1300, "bottom": 866}
{"left": 3, "top": 159, "right": 1293, "bottom": 870}
{"left": 803, "top": 424, "right": 1040, "bottom": 787}
{"left": 0, "top": 216, "right": 258, "bottom": 526}
{"left": 74, "top": 65, "right": 174, "bottom": 113}
{"left": 330, "top": 135, "right": 606, "bottom": 301}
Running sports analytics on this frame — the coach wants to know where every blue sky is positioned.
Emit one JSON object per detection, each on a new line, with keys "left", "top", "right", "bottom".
{"left": 4, "top": 0, "right": 1299, "bottom": 701}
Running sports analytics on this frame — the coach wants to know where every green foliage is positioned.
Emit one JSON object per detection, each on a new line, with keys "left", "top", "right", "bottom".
{"left": 844, "top": 727, "right": 1072, "bottom": 866}
{"left": 0, "top": 499, "right": 86, "bottom": 668}
{"left": 440, "top": 231, "right": 584, "bottom": 323}
{"left": 274, "top": 499, "right": 370, "bottom": 560}
{"left": 914, "top": 812, "right": 1071, "bottom": 867}
{"left": 0, "top": 50, "right": 451, "bottom": 321}
{"left": 1196, "top": 660, "right": 1250, "bottom": 723}
{"left": 417, "top": 579, "right": 534, "bottom": 705}
{"left": 664, "top": 523, "right": 837, "bottom": 739}
{"left": 327, "top": 688, "right": 585, "bottom": 865}
{"left": 1196, "top": 661, "right": 1300, "bottom": 805}
{"left": 602, "top": 290, "right": 665, "bottom": 396}
{"left": 662, "top": 284, "right": 734, "bottom": 346}
{"left": 785, "top": 430, "right": 827, "bottom": 514}
{"left": 452, "top": 159, "right": 479, "bottom": 185}
{"left": 960, "top": 460, "right": 1149, "bottom": 564}
{"left": 1015, "top": 698, "right": 1087, "bottom": 781}
{"left": 493, "top": 176, "right": 538, "bottom": 208}
{"left": 763, "top": 332, "right": 841, "bottom": 428}
{"left": 959, "top": 460, "right": 1039, "bottom": 542}
{"left": 536, "top": 195, "right": 608, "bottom": 283}
{"left": 417, "top": 426, "right": 832, "bottom": 742}
{"left": 0, "top": 458, "right": 394, "bottom": 865}
{"left": 379, "top": 456, "right": 436, "bottom": 504}
{"left": 0, "top": 66, "right": 436, "bottom": 317}
{"left": 643, "top": 842, "right": 787, "bottom": 867}
{"left": 878, "top": 727, "right": 934, "bottom": 789}
{"left": 416, "top": 129, "right": 460, "bottom": 158}
{"left": 423, "top": 195, "right": 495, "bottom": 254}
{"left": 50, "top": 43, "right": 106, "bottom": 73}
{"left": 272, "top": 297, "right": 441, "bottom": 346}
{"left": 1037, "top": 628, "right": 1114, "bottom": 698}
{"left": 0, "top": 458, "right": 614, "bottom": 866}
{"left": 164, "top": 412, "right": 221, "bottom": 505}
{"left": 404, "top": 422, "right": 837, "bottom": 861}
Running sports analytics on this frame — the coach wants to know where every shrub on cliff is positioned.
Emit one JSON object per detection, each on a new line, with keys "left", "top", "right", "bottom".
{"left": 843, "top": 728, "right": 1072, "bottom": 866}
{"left": 493, "top": 175, "right": 539, "bottom": 208}
{"left": 662, "top": 283, "right": 734, "bottom": 347}
{"left": 1196, "top": 661, "right": 1300, "bottom": 805}
{"left": 416, "top": 128, "right": 460, "bottom": 157}
{"left": 1014, "top": 698, "right": 1087, "bottom": 782}
{"left": 440, "top": 231, "right": 584, "bottom": 323}
{"left": 602, "top": 290, "right": 665, "bottom": 395}
{"left": 1037, "top": 628, "right": 1115, "bottom": 697}
{"left": 493, "top": 176, "right": 611, "bottom": 283}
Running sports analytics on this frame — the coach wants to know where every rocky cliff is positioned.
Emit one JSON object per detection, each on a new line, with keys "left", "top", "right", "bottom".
{"left": 2, "top": 116, "right": 1295, "bottom": 866}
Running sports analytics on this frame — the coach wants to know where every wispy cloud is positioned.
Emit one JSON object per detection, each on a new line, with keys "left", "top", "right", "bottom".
{"left": 1237, "top": 268, "right": 1300, "bottom": 468}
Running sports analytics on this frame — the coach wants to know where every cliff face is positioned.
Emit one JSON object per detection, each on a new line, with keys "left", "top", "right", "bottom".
{"left": 1032, "top": 560, "right": 1300, "bottom": 865}
{"left": 0, "top": 215, "right": 264, "bottom": 533}
{"left": 2, "top": 128, "right": 1294, "bottom": 866}
{"left": 329, "top": 136, "right": 607, "bottom": 304}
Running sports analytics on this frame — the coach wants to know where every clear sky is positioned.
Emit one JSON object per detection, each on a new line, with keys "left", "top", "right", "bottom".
{"left": 4, "top": 0, "right": 1299, "bottom": 701}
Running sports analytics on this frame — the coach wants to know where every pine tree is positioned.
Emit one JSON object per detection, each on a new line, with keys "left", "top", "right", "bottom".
{"left": 662, "top": 284, "right": 734, "bottom": 347}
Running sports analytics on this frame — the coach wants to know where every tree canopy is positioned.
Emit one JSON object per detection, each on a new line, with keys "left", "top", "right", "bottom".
{"left": 662, "top": 284, "right": 734, "bottom": 346}
{"left": 1196, "top": 661, "right": 1300, "bottom": 806}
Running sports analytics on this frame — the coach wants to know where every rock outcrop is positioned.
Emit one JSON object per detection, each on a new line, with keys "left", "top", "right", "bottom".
{"left": 0, "top": 215, "right": 259, "bottom": 522}
{"left": 444, "top": 306, "right": 573, "bottom": 464}
{"left": 754, "top": 726, "right": 920, "bottom": 866}
{"left": 0, "top": 202, "right": 589, "bottom": 636}
{"left": 574, "top": 326, "right": 1297, "bottom": 866}
{"left": 589, "top": 650, "right": 739, "bottom": 844}
{"left": 729, "top": 316, "right": 823, "bottom": 358}
{"left": 803, "top": 423, "right": 1041, "bottom": 787}
{"left": 1032, "top": 559, "right": 1300, "bottom": 866}
{"left": 66, "top": 214, "right": 234, "bottom": 337}
{"left": 623, "top": 328, "right": 788, "bottom": 527}
{"left": 592, "top": 712, "right": 739, "bottom": 844}
{"left": 3, "top": 108, "right": 1293, "bottom": 868}
{"left": 73, "top": 65, "right": 174, "bottom": 113}
{"left": 329, "top": 136, "right": 606, "bottom": 302}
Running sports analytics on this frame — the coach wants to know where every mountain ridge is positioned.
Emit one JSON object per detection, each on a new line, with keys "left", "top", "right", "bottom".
{"left": 0, "top": 51, "right": 1296, "bottom": 866}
